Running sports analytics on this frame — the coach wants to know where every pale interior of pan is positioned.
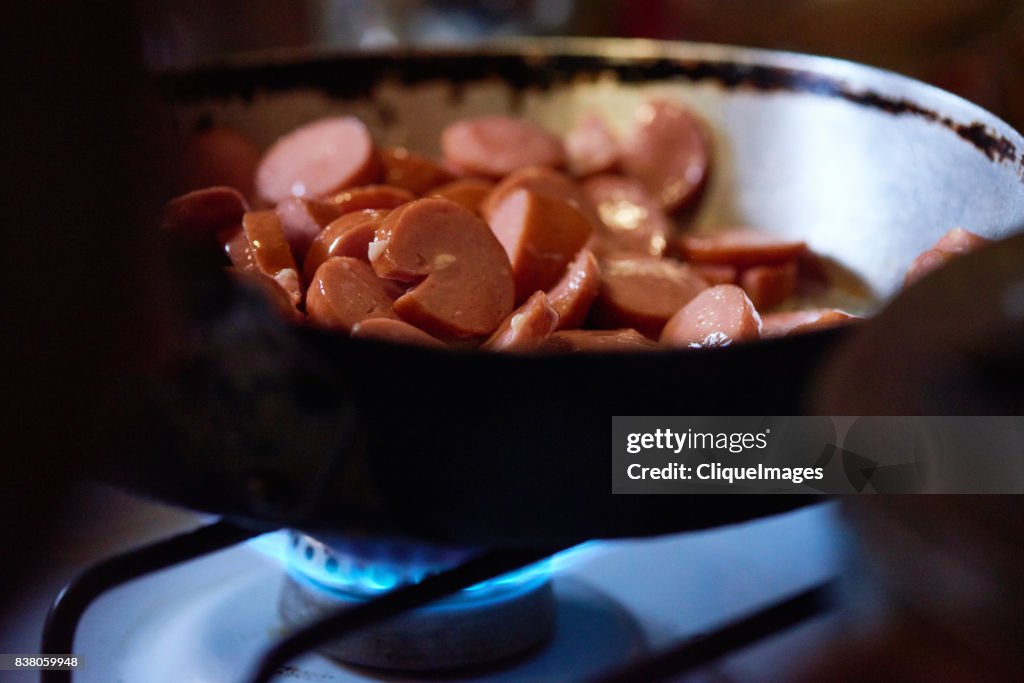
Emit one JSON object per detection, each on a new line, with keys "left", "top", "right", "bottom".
{"left": 174, "top": 64, "right": 1024, "bottom": 304}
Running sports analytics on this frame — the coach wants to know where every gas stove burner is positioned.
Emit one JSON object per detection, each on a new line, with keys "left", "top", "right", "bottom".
{"left": 278, "top": 532, "right": 557, "bottom": 670}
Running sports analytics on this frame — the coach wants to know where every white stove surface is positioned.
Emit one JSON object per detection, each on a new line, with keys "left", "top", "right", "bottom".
{"left": 0, "top": 485, "right": 842, "bottom": 683}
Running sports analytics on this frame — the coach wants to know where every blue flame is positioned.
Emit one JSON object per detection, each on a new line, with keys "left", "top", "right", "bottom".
{"left": 248, "top": 531, "right": 601, "bottom": 603}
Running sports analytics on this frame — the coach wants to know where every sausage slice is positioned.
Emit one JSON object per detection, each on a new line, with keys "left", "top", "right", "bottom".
{"left": 441, "top": 116, "right": 565, "bottom": 178}
{"left": 547, "top": 249, "right": 600, "bottom": 330}
{"left": 620, "top": 99, "right": 710, "bottom": 212}
{"left": 330, "top": 184, "right": 416, "bottom": 214}
{"left": 761, "top": 308, "right": 859, "bottom": 338}
{"left": 488, "top": 189, "right": 594, "bottom": 303}
{"left": 565, "top": 112, "right": 619, "bottom": 177}
{"left": 163, "top": 186, "right": 249, "bottom": 236}
{"left": 351, "top": 318, "right": 446, "bottom": 348}
{"left": 242, "top": 210, "right": 297, "bottom": 276}
{"left": 677, "top": 229, "right": 807, "bottom": 266}
{"left": 591, "top": 257, "right": 709, "bottom": 338}
{"left": 302, "top": 209, "right": 390, "bottom": 283}
{"left": 380, "top": 147, "right": 455, "bottom": 194}
{"left": 275, "top": 197, "right": 343, "bottom": 262}
{"left": 739, "top": 260, "right": 798, "bottom": 309}
{"left": 481, "top": 165, "right": 599, "bottom": 227}
{"left": 306, "top": 257, "right": 402, "bottom": 333}
{"left": 483, "top": 291, "right": 559, "bottom": 352}
{"left": 582, "top": 174, "right": 672, "bottom": 257}
{"left": 256, "top": 116, "right": 380, "bottom": 204}
{"left": 660, "top": 284, "right": 762, "bottom": 349}
{"left": 182, "top": 127, "right": 262, "bottom": 202}
{"left": 369, "top": 198, "right": 515, "bottom": 340}
{"left": 429, "top": 178, "right": 495, "bottom": 215}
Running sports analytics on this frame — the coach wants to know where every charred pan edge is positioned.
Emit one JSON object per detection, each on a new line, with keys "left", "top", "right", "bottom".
{"left": 159, "top": 51, "right": 1020, "bottom": 170}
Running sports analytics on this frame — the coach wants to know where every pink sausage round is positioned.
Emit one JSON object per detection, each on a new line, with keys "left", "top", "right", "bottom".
{"left": 351, "top": 318, "right": 446, "bottom": 348}
{"left": 677, "top": 229, "right": 807, "bottom": 267}
{"left": 429, "top": 177, "right": 495, "bottom": 216}
{"left": 565, "top": 112, "right": 619, "bottom": 177}
{"left": 620, "top": 99, "right": 710, "bottom": 212}
{"left": 163, "top": 186, "right": 249, "bottom": 236}
{"left": 306, "top": 257, "right": 402, "bottom": 333}
{"left": 591, "top": 257, "right": 709, "bottom": 338}
{"left": 481, "top": 166, "right": 599, "bottom": 227}
{"left": 933, "top": 227, "right": 989, "bottom": 255}
{"left": 547, "top": 249, "right": 600, "bottom": 330}
{"left": 380, "top": 147, "right": 455, "bottom": 195}
{"left": 581, "top": 174, "right": 672, "bottom": 257}
{"left": 256, "top": 116, "right": 380, "bottom": 205}
{"left": 660, "top": 284, "right": 762, "bottom": 349}
{"left": 488, "top": 189, "right": 594, "bottom": 303}
{"left": 441, "top": 116, "right": 566, "bottom": 178}
{"left": 330, "top": 184, "right": 416, "bottom": 215}
{"left": 241, "top": 210, "right": 298, "bottom": 277}
{"left": 483, "top": 291, "right": 560, "bottom": 353}
{"left": 739, "top": 260, "right": 798, "bottom": 310}
{"left": 761, "top": 309, "right": 860, "bottom": 338}
{"left": 275, "top": 197, "right": 343, "bottom": 263}
{"left": 369, "top": 198, "right": 515, "bottom": 340}
{"left": 302, "top": 209, "right": 390, "bottom": 283}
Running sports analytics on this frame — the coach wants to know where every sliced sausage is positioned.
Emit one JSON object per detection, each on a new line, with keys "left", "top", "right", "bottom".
{"left": 369, "top": 197, "right": 515, "bottom": 340}
{"left": 275, "top": 197, "right": 343, "bottom": 263}
{"left": 590, "top": 256, "right": 709, "bottom": 338}
{"left": 441, "top": 116, "right": 565, "bottom": 178}
{"left": 429, "top": 178, "right": 495, "bottom": 215}
{"left": 380, "top": 147, "right": 455, "bottom": 194}
{"left": 483, "top": 291, "right": 559, "bottom": 352}
{"left": 351, "top": 318, "right": 446, "bottom": 348}
{"left": 620, "top": 99, "right": 710, "bottom": 212}
{"left": 241, "top": 210, "right": 297, "bottom": 276}
{"left": 256, "top": 116, "right": 380, "bottom": 205}
{"left": 480, "top": 166, "right": 599, "bottom": 227}
{"left": 302, "top": 209, "right": 390, "bottom": 283}
{"left": 163, "top": 186, "right": 249, "bottom": 236}
{"left": 677, "top": 229, "right": 807, "bottom": 267}
{"left": 182, "top": 127, "right": 262, "bottom": 202}
{"left": 933, "top": 227, "right": 989, "bottom": 255}
{"left": 543, "top": 329, "right": 662, "bottom": 353}
{"left": 547, "top": 249, "right": 600, "bottom": 330}
{"left": 739, "top": 260, "right": 798, "bottom": 309}
{"left": 565, "top": 112, "right": 619, "bottom": 177}
{"left": 488, "top": 189, "right": 594, "bottom": 303}
{"left": 691, "top": 263, "right": 737, "bottom": 286}
{"left": 306, "top": 257, "right": 402, "bottom": 333}
{"left": 761, "top": 308, "right": 860, "bottom": 338}
{"left": 660, "top": 284, "right": 762, "bottom": 349}
{"left": 582, "top": 174, "right": 672, "bottom": 257}
{"left": 330, "top": 184, "right": 416, "bottom": 214}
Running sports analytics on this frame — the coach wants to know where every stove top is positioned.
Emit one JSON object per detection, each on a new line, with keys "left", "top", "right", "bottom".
{"left": 0, "top": 485, "right": 841, "bottom": 682}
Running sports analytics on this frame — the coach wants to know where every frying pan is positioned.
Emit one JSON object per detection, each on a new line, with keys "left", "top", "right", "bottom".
{"left": 113, "top": 39, "right": 1024, "bottom": 546}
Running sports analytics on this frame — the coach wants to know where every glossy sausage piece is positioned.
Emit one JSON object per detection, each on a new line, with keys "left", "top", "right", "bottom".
{"left": 739, "top": 260, "right": 798, "bottom": 309}
{"left": 565, "top": 112, "right": 619, "bottom": 177}
{"left": 275, "top": 197, "right": 342, "bottom": 262}
{"left": 582, "top": 174, "right": 671, "bottom": 257}
{"left": 488, "top": 189, "right": 594, "bottom": 303}
{"left": 306, "top": 257, "right": 402, "bottom": 333}
{"left": 620, "top": 99, "right": 710, "bottom": 212}
{"left": 256, "top": 116, "right": 379, "bottom": 205}
{"left": 483, "top": 291, "right": 559, "bottom": 352}
{"left": 481, "top": 166, "right": 598, "bottom": 227}
{"left": 677, "top": 229, "right": 807, "bottom": 267}
{"left": 761, "top": 308, "right": 859, "bottom": 338}
{"left": 429, "top": 178, "right": 495, "bottom": 215}
{"left": 220, "top": 226, "right": 254, "bottom": 271}
{"left": 933, "top": 227, "right": 989, "bottom": 255}
{"left": 331, "top": 184, "right": 416, "bottom": 214}
{"left": 369, "top": 198, "right": 515, "bottom": 340}
{"left": 660, "top": 285, "right": 762, "bottom": 349}
{"left": 302, "top": 209, "right": 390, "bottom": 283}
{"left": 441, "top": 116, "right": 566, "bottom": 178}
{"left": 547, "top": 249, "right": 600, "bottom": 330}
{"left": 351, "top": 318, "right": 446, "bottom": 348}
{"left": 380, "top": 147, "right": 454, "bottom": 195}
{"left": 241, "top": 210, "right": 298, "bottom": 277}
{"left": 182, "top": 127, "right": 262, "bottom": 202}
{"left": 543, "top": 329, "right": 662, "bottom": 353}
{"left": 591, "top": 257, "right": 709, "bottom": 338}
{"left": 904, "top": 227, "right": 990, "bottom": 285}
{"left": 163, "top": 186, "right": 249, "bottom": 236}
